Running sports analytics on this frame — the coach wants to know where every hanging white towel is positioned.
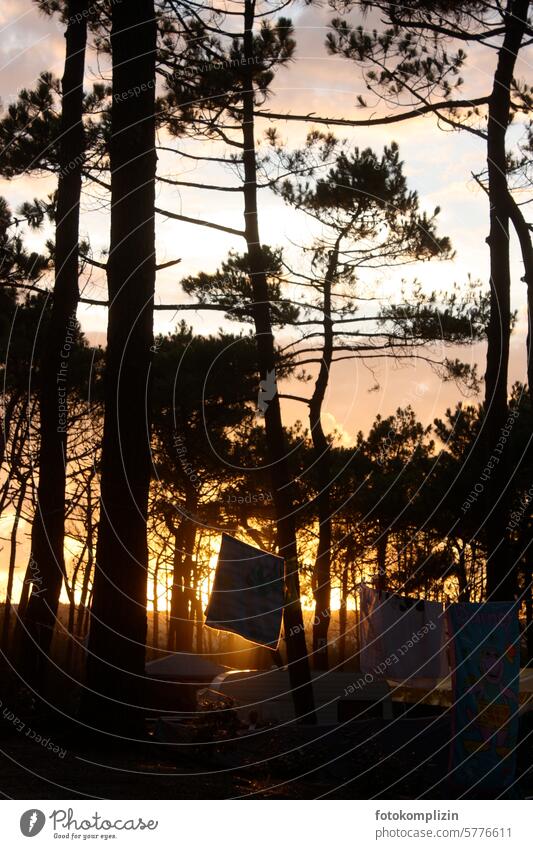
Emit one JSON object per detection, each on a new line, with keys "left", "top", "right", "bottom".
{"left": 359, "top": 585, "right": 447, "bottom": 680}
{"left": 205, "top": 534, "right": 284, "bottom": 649}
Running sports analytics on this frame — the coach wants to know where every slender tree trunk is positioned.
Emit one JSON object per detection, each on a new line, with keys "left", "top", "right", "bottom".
{"left": 526, "top": 571, "right": 533, "bottom": 667}
{"left": 76, "top": 477, "right": 94, "bottom": 635}
{"left": 167, "top": 489, "right": 197, "bottom": 653}
{"left": 469, "top": 540, "right": 481, "bottom": 602}
{"left": 507, "top": 191, "right": 533, "bottom": 405}
{"left": 16, "top": 557, "right": 32, "bottom": 623}
{"left": 1, "top": 479, "right": 27, "bottom": 651}
{"left": 338, "top": 546, "right": 350, "bottom": 668}
{"left": 309, "top": 247, "right": 339, "bottom": 670}
{"left": 205, "top": 559, "right": 212, "bottom": 653}
{"left": 152, "top": 557, "right": 160, "bottom": 650}
{"left": 0, "top": 393, "right": 20, "bottom": 487}
{"left": 18, "top": 0, "right": 88, "bottom": 682}
{"left": 68, "top": 542, "right": 86, "bottom": 633}
{"left": 181, "top": 489, "right": 197, "bottom": 653}
{"left": 166, "top": 466, "right": 198, "bottom": 652}
{"left": 84, "top": 0, "right": 157, "bottom": 730}
{"left": 0, "top": 400, "right": 29, "bottom": 528}
{"left": 168, "top": 523, "right": 187, "bottom": 651}
{"left": 484, "top": 0, "right": 528, "bottom": 601}
{"left": 64, "top": 541, "right": 86, "bottom": 670}
{"left": 0, "top": 409, "right": 27, "bottom": 519}
{"left": 193, "top": 536, "right": 204, "bottom": 653}
{"left": 376, "top": 530, "right": 388, "bottom": 593}
{"left": 517, "top": 523, "right": 533, "bottom": 665}
{"left": 195, "top": 596, "right": 204, "bottom": 653}
{"left": 80, "top": 585, "right": 93, "bottom": 640}
{"left": 242, "top": 0, "right": 315, "bottom": 721}
{"left": 457, "top": 544, "right": 470, "bottom": 602}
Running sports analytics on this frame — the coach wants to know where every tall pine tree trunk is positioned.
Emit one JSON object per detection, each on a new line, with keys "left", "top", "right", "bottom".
{"left": 76, "top": 474, "right": 94, "bottom": 636}
{"left": 84, "top": 0, "right": 157, "bottom": 730}
{"left": 168, "top": 523, "right": 187, "bottom": 652}
{"left": 309, "top": 247, "right": 338, "bottom": 670}
{"left": 507, "top": 191, "right": 533, "bottom": 407}
{"left": 181, "top": 487, "right": 198, "bottom": 653}
{"left": 457, "top": 544, "right": 470, "bottom": 602}
{"left": 18, "top": 0, "right": 88, "bottom": 682}
{"left": 376, "top": 531, "right": 388, "bottom": 593}
{"left": 338, "top": 545, "right": 350, "bottom": 668}
{"left": 526, "top": 571, "right": 533, "bottom": 667}
{"left": 484, "top": 0, "right": 528, "bottom": 601}
{"left": 152, "top": 555, "right": 160, "bottom": 650}
{"left": 242, "top": 0, "right": 315, "bottom": 721}
{"left": 1, "top": 478, "right": 27, "bottom": 651}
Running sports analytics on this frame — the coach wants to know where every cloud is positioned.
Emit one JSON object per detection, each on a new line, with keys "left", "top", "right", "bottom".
{"left": 0, "top": 1, "right": 64, "bottom": 103}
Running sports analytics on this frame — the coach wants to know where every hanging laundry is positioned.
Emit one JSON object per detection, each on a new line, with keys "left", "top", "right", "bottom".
{"left": 359, "top": 585, "right": 446, "bottom": 680}
{"left": 447, "top": 602, "right": 520, "bottom": 792}
{"left": 205, "top": 533, "right": 284, "bottom": 649}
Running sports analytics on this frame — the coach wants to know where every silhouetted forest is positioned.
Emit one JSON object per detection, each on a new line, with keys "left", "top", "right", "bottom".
{"left": 0, "top": 0, "right": 532, "bottom": 801}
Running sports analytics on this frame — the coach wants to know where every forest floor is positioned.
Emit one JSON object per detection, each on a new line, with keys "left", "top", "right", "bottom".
{"left": 0, "top": 712, "right": 532, "bottom": 800}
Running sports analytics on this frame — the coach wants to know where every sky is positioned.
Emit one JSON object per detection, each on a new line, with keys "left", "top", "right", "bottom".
{"left": 0, "top": 1, "right": 531, "bottom": 441}
{"left": 0, "top": 0, "right": 531, "bottom": 602}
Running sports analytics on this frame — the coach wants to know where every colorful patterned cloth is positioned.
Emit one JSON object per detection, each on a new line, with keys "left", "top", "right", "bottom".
{"left": 447, "top": 602, "right": 520, "bottom": 791}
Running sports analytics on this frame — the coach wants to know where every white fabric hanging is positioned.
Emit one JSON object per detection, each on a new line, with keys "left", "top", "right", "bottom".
{"left": 205, "top": 534, "right": 284, "bottom": 649}
{"left": 359, "top": 585, "right": 447, "bottom": 680}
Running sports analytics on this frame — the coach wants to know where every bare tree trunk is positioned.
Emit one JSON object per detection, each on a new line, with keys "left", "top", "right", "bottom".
{"left": 168, "top": 524, "right": 187, "bottom": 651}
{"left": 80, "top": 584, "right": 93, "bottom": 640}
{"left": 507, "top": 191, "right": 533, "bottom": 405}
{"left": 0, "top": 393, "right": 20, "bottom": 489}
{"left": 242, "top": 0, "right": 314, "bottom": 721}
{"left": 195, "top": 596, "right": 204, "bottom": 653}
{"left": 84, "top": 0, "right": 157, "bottom": 731}
{"left": 167, "top": 490, "right": 197, "bottom": 653}
{"left": 376, "top": 530, "right": 388, "bottom": 593}
{"left": 16, "top": 558, "right": 32, "bottom": 623}
{"left": 76, "top": 476, "right": 94, "bottom": 636}
{"left": 19, "top": 0, "right": 88, "bottom": 683}
{"left": 63, "top": 540, "right": 87, "bottom": 670}
{"left": 193, "top": 535, "right": 204, "bottom": 652}
{"left": 526, "top": 571, "right": 533, "bottom": 667}
{"left": 152, "top": 555, "right": 160, "bottom": 650}
{"left": 68, "top": 542, "right": 86, "bottom": 633}
{"left": 338, "top": 546, "right": 350, "bottom": 668}
{"left": 457, "top": 544, "right": 470, "bottom": 602}
{"left": 517, "top": 522, "right": 533, "bottom": 666}
{"left": 181, "top": 498, "right": 197, "bottom": 653}
{"left": 484, "top": 0, "right": 528, "bottom": 601}
{"left": 1, "top": 479, "right": 27, "bottom": 651}
{"left": 310, "top": 247, "right": 339, "bottom": 670}
{"left": 469, "top": 540, "right": 481, "bottom": 602}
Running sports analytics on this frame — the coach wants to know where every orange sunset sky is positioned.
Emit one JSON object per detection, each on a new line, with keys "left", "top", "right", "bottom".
{"left": 0, "top": 1, "right": 531, "bottom": 594}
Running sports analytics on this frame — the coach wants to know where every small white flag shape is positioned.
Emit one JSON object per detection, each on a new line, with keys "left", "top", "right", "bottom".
{"left": 205, "top": 534, "right": 284, "bottom": 649}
